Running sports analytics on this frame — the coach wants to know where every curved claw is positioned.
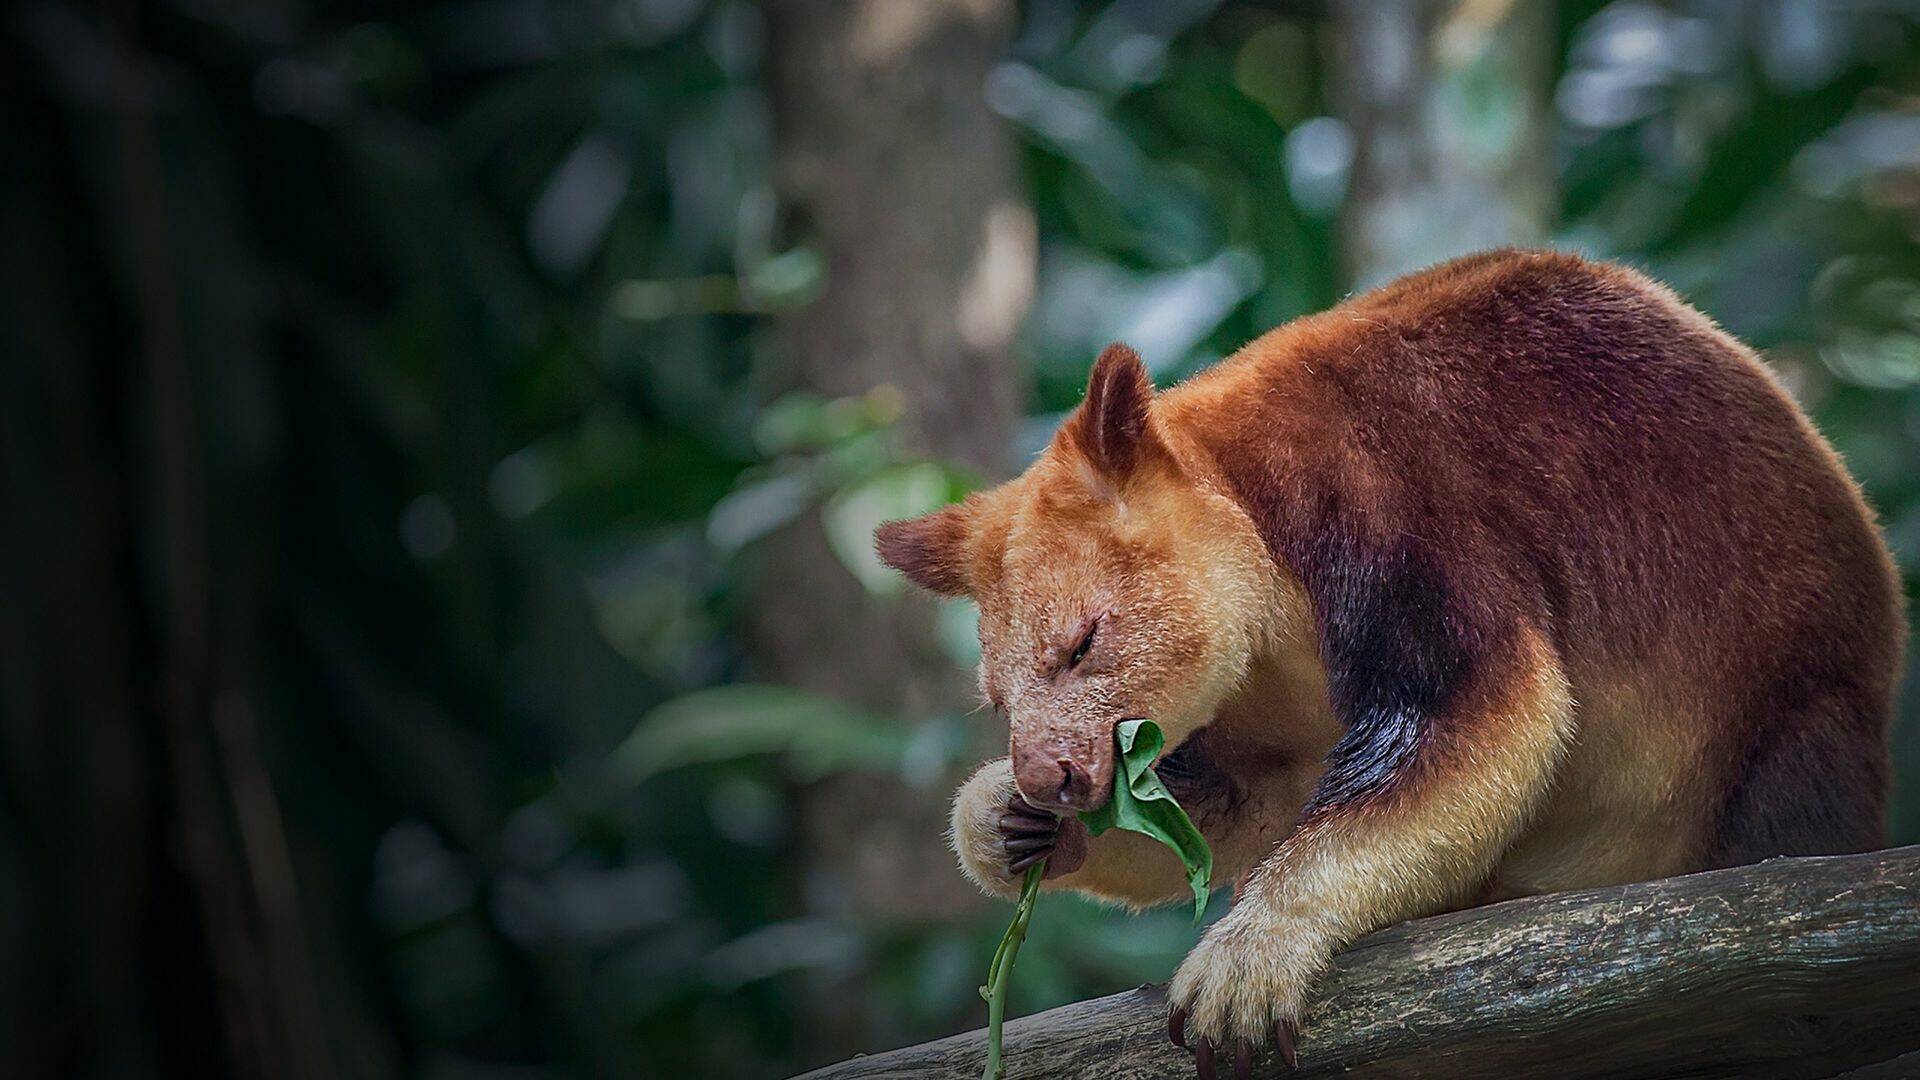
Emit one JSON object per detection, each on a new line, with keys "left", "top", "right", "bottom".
{"left": 1193, "top": 1039, "right": 1216, "bottom": 1080}
{"left": 1007, "top": 850, "right": 1049, "bottom": 874}
{"left": 1170, "top": 1012, "right": 1299, "bottom": 1075}
{"left": 1273, "top": 1019, "right": 1298, "bottom": 1070}
{"left": 1006, "top": 793, "right": 1051, "bottom": 816}
{"left": 998, "top": 793, "right": 1063, "bottom": 875}
{"left": 998, "top": 812, "right": 1056, "bottom": 836}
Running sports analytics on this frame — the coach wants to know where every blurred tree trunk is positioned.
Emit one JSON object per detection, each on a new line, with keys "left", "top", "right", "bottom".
{"left": 758, "top": 0, "right": 1033, "bottom": 1060}
{"left": 0, "top": 127, "right": 170, "bottom": 1080}
{"left": 0, "top": 11, "right": 332, "bottom": 1078}
{"left": 1334, "top": 0, "right": 1555, "bottom": 288}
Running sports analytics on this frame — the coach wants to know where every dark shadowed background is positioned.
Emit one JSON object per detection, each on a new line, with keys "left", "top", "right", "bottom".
{"left": 5, "top": 1, "right": 1919, "bottom": 1078}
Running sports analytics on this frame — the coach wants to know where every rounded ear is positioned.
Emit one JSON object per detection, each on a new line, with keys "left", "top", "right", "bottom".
{"left": 1070, "top": 342, "right": 1160, "bottom": 481}
{"left": 874, "top": 503, "right": 974, "bottom": 596}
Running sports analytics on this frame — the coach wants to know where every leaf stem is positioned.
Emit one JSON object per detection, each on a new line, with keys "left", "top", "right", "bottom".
{"left": 981, "top": 862, "right": 1044, "bottom": 1080}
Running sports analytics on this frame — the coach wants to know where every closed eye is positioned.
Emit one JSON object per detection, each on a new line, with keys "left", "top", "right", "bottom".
{"left": 1068, "top": 621, "right": 1097, "bottom": 669}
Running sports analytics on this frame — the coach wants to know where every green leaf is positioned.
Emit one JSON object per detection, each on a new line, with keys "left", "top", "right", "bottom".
{"left": 614, "top": 684, "right": 909, "bottom": 784}
{"left": 1079, "top": 719, "right": 1213, "bottom": 922}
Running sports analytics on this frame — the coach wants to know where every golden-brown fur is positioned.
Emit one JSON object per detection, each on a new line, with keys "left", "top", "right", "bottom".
{"left": 881, "top": 250, "right": 1904, "bottom": 1065}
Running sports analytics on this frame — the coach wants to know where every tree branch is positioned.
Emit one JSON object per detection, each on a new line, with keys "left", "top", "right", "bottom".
{"left": 798, "top": 846, "right": 1920, "bottom": 1079}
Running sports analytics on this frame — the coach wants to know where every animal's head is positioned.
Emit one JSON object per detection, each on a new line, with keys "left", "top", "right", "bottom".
{"left": 875, "top": 344, "right": 1278, "bottom": 812}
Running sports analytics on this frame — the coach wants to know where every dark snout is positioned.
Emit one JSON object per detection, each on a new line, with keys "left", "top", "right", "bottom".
{"left": 1011, "top": 728, "right": 1115, "bottom": 813}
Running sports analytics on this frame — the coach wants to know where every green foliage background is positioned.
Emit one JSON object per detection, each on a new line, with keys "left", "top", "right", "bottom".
{"left": 6, "top": 2, "right": 1919, "bottom": 1078}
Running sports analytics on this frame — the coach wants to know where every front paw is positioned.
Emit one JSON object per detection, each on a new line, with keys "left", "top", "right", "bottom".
{"left": 1167, "top": 906, "right": 1312, "bottom": 1077}
{"left": 997, "top": 791, "right": 1088, "bottom": 878}
{"left": 950, "top": 759, "right": 1087, "bottom": 898}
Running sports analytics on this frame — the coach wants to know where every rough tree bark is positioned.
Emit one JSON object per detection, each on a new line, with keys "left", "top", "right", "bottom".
{"left": 796, "top": 847, "right": 1920, "bottom": 1080}
{"left": 758, "top": 0, "right": 1034, "bottom": 1062}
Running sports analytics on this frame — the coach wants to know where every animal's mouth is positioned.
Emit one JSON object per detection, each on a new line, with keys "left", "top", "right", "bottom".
{"left": 1146, "top": 728, "right": 1223, "bottom": 810}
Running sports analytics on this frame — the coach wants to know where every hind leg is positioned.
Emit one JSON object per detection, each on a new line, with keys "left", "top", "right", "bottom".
{"left": 1705, "top": 693, "right": 1889, "bottom": 869}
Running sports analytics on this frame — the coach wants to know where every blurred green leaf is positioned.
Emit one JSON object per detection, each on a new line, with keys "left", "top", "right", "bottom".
{"left": 616, "top": 684, "right": 910, "bottom": 783}
{"left": 706, "top": 471, "right": 816, "bottom": 554}
{"left": 823, "top": 463, "right": 978, "bottom": 594}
